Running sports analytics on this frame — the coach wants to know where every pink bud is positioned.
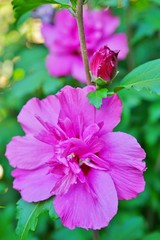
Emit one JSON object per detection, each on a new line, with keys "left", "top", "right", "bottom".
{"left": 90, "top": 46, "right": 119, "bottom": 82}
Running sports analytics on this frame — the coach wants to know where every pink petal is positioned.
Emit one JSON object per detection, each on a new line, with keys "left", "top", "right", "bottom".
{"left": 42, "top": 11, "right": 79, "bottom": 54}
{"left": 54, "top": 9, "right": 76, "bottom": 29}
{"left": 84, "top": 9, "right": 120, "bottom": 37}
{"left": 99, "top": 132, "right": 146, "bottom": 200}
{"left": 12, "top": 166, "right": 57, "bottom": 202}
{"left": 46, "top": 53, "right": 76, "bottom": 77}
{"left": 102, "top": 10, "right": 120, "bottom": 35}
{"left": 41, "top": 23, "right": 56, "bottom": 49}
{"left": 18, "top": 96, "right": 60, "bottom": 135}
{"left": 54, "top": 169, "right": 118, "bottom": 230}
{"left": 71, "top": 57, "right": 86, "bottom": 83}
{"left": 96, "top": 94, "right": 122, "bottom": 133}
{"left": 52, "top": 171, "right": 77, "bottom": 195}
{"left": 57, "top": 86, "right": 96, "bottom": 136}
{"left": 82, "top": 123, "right": 100, "bottom": 140}
{"left": 5, "top": 135, "right": 54, "bottom": 169}
{"left": 104, "top": 33, "right": 129, "bottom": 59}
{"left": 90, "top": 50, "right": 104, "bottom": 77}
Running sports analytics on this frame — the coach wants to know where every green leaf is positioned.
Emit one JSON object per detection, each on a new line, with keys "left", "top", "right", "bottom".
{"left": 16, "top": 198, "right": 58, "bottom": 240}
{"left": 11, "top": 46, "right": 63, "bottom": 98}
{"left": 43, "top": 77, "right": 64, "bottom": 95}
{"left": 143, "top": 232, "right": 160, "bottom": 240}
{"left": 105, "top": 216, "right": 145, "bottom": 240}
{"left": 54, "top": 227, "right": 92, "bottom": 240}
{"left": 70, "top": 0, "right": 77, "bottom": 11}
{"left": 87, "top": 88, "right": 108, "bottom": 109}
{"left": 0, "top": 205, "right": 17, "bottom": 240}
{"left": 90, "top": 0, "right": 129, "bottom": 8}
{"left": 12, "top": 0, "right": 70, "bottom": 20}
{"left": 120, "top": 59, "right": 160, "bottom": 94}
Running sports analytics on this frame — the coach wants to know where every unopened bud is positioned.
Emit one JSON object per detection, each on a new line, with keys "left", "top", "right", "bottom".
{"left": 90, "top": 46, "right": 119, "bottom": 82}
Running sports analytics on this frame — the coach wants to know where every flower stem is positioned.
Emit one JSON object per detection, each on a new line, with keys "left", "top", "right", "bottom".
{"left": 76, "top": 0, "right": 92, "bottom": 85}
{"left": 93, "top": 230, "right": 100, "bottom": 240}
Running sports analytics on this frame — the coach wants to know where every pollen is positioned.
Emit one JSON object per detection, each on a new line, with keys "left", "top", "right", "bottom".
{"left": 67, "top": 153, "right": 75, "bottom": 160}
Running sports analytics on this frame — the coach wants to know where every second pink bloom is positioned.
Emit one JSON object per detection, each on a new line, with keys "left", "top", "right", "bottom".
{"left": 42, "top": 9, "right": 129, "bottom": 83}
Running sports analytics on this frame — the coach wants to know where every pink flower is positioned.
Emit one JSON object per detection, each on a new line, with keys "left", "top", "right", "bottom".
{"left": 5, "top": 86, "right": 146, "bottom": 230}
{"left": 90, "top": 46, "right": 119, "bottom": 81}
{"left": 41, "top": 9, "right": 129, "bottom": 83}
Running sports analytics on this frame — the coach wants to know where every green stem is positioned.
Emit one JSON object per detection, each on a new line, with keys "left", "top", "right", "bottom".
{"left": 76, "top": 0, "right": 92, "bottom": 85}
{"left": 93, "top": 230, "right": 100, "bottom": 240}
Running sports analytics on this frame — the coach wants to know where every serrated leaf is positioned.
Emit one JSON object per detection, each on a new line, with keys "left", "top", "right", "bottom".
{"left": 87, "top": 88, "right": 108, "bottom": 109}
{"left": 12, "top": 0, "right": 70, "bottom": 20}
{"left": 120, "top": 59, "right": 160, "bottom": 94}
{"left": 16, "top": 198, "right": 58, "bottom": 240}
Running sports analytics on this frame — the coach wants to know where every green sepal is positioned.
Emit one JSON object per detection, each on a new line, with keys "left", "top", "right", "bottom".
{"left": 87, "top": 88, "right": 108, "bottom": 109}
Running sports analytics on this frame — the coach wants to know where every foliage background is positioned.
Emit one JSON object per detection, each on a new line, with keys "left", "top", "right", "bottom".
{"left": 0, "top": 0, "right": 160, "bottom": 239}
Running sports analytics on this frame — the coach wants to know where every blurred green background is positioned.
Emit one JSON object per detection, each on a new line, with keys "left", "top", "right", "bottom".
{"left": 0, "top": 0, "right": 160, "bottom": 239}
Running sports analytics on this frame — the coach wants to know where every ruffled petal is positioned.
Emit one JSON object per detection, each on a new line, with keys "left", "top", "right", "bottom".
{"left": 12, "top": 166, "right": 57, "bottom": 202}
{"left": 99, "top": 132, "right": 146, "bottom": 200}
{"left": 84, "top": 9, "right": 120, "bottom": 37}
{"left": 5, "top": 135, "right": 54, "bottom": 169}
{"left": 18, "top": 95, "right": 60, "bottom": 134}
{"left": 96, "top": 94, "right": 122, "bottom": 133}
{"left": 54, "top": 169, "right": 118, "bottom": 230}
{"left": 57, "top": 86, "right": 96, "bottom": 136}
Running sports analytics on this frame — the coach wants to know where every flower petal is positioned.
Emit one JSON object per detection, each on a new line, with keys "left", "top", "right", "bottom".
{"left": 52, "top": 171, "right": 77, "bottom": 195}
{"left": 96, "top": 94, "right": 122, "bottom": 133}
{"left": 90, "top": 50, "right": 104, "bottom": 77}
{"left": 12, "top": 166, "right": 57, "bottom": 202}
{"left": 5, "top": 135, "right": 54, "bottom": 169}
{"left": 54, "top": 169, "right": 118, "bottom": 229}
{"left": 46, "top": 54, "right": 76, "bottom": 77}
{"left": 84, "top": 9, "right": 120, "bottom": 37}
{"left": 71, "top": 57, "right": 86, "bottom": 83}
{"left": 105, "top": 33, "right": 129, "bottom": 59}
{"left": 99, "top": 132, "right": 146, "bottom": 200}
{"left": 18, "top": 95, "right": 60, "bottom": 134}
{"left": 41, "top": 23, "right": 57, "bottom": 50}
{"left": 57, "top": 86, "right": 96, "bottom": 137}
{"left": 42, "top": 12, "right": 79, "bottom": 54}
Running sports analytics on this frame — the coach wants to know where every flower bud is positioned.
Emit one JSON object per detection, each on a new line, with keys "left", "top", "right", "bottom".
{"left": 90, "top": 46, "right": 119, "bottom": 82}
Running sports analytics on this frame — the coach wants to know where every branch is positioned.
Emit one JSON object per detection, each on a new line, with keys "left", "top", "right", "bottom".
{"left": 76, "top": 0, "right": 92, "bottom": 85}
{"left": 93, "top": 230, "right": 100, "bottom": 240}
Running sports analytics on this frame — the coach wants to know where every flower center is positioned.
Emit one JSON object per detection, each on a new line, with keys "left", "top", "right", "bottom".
{"left": 66, "top": 152, "right": 91, "bottom": 176}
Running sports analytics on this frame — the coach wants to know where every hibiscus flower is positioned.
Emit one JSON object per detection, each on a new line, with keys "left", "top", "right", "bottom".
{"left": 5, "top": 86, "right": 146, "bottom": 230}
{"left": 42, "top": 9, "right": 129, "bottom": 83}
